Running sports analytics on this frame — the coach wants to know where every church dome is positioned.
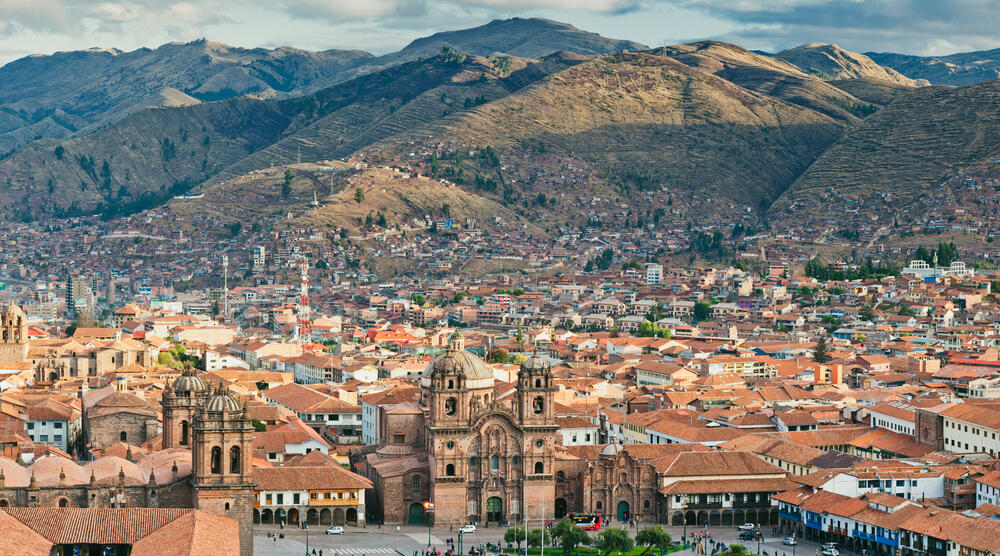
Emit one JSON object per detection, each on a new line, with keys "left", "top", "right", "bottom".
{"left": 424, "top": 332, "right": 493, "bottom": 381}
{"left": 203, "top": 385, "right": 244, "bottom": 413}
{"left": 600, "top": 443, "right": 624, "bottom": 458}
{"left": 2, "top": 301, "right": 24, "bottom": 320}
{"left": 171, "top": 368, "right": 210, "bottom": 394}
{"left": 521, "top": 352, "right": 551, "bottom": 372}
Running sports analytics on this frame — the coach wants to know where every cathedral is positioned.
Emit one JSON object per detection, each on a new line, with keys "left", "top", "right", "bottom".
{"left": 0, "top": 368, "right": 256, "bottom": 556}
{"left": 360, "top": 333, "right": 558, "bottom": 526}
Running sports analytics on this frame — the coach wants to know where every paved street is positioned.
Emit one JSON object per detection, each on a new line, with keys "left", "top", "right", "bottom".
{"left": 253, "top": 524, "right": 828, "bottom": 556}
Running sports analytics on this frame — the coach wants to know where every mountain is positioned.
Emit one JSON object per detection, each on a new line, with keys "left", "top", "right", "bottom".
{"left": 0, "top": 41, "right": 374, "bottom": 154}
{"left": 772, "top": 80, "right": 1000, "bottom": 220}
{"left": 867, "top": 48, "right": 1000, "bottom": 86}
{"left": 394, "top": 18, "right": 646, "bottom": 59}
{"left": 0, "top": 18, "right": 643, "bottom": 156}
{"left": 776, "top": 43, "right": 926, "bottom": 87}
{"left": 0, "top": 52, "right": 580, "bottom": 220}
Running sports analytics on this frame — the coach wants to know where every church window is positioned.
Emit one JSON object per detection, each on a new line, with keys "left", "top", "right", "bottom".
{"left": 535, "top": 439, "right": 544, "bottom": 448}
{"left": 532, "top": 397, "right": 544, "bottom": 415}
{"left": 0, "top": 499, "right": 8, "bottom": 507}
{"left": 412, "top": 476, "right": 421, "bottom": 489}
{"left": 596, "top": 501, "right": 603, "bottom": 510}
{"left": 556, "top": 471, "right": 565, "bottom": 482}
{"left": 470, "top": 457, "right": 478, "bottom": 466}
{"left": 644, "top": 500, "right": 650, "bottom": 509}
{"left": 446, "top": 441, "right": 455, "bottom": 449}
{"left": 535, "top": 379, "right": 541, "bottom": 388}
{"left": 446, "top": 464, "right": 455, "bottom": 476}
{"left": 230, "top": 446, "right": 242, "bottom": 474}
{"left": 120, "top": 431, "right": 127, "bottom": 442}
{"left": 180, "top": 421, "right": 189, "bottom": 446}
{"left": 491, "top": 455, "right": 499, "bottom": 470}
{"left": 534, "top": 462, "right": 544, "bottom": 474}
{"left": 225, "top": 502, "right": 231, "bottom": 510}
{"left": 448, "top": 379, "right": 454, "bottom": 389}
{"left": 58, "top": 498, "right": 69, "bottom": 508}
{"left": 211, "top": 446, "right": 222, "bottom": 474}
{"left": 445, "top": 397, "right": 457, "bottom": 416}
{"left": 512, "top": 456, "right": 519, "bottom": 466}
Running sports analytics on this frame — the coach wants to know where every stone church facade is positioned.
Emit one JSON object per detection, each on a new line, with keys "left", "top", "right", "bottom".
{"left": 0, "top": 301, "right": 29, "bottom": 364}
{"left": 360, "top": 334, "right": 558, "bottom": 526}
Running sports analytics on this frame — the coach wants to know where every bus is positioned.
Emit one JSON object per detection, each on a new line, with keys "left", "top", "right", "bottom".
{"left": 568, "top": 513, "right": 602, "bottom": 530}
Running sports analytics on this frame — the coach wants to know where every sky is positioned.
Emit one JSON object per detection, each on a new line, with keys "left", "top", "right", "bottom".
{"left": 2, "top": 0, "right": 999, "bottom": 66}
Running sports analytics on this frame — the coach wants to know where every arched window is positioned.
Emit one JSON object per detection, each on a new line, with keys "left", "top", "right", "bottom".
{"left": 512, "top": 456, "right": 519, "bottom": 466}
{"left": 446, "top": 464, "right": 455, "bottom": 476}
{"left": 211, "top": 446, "right": 222, "bottom": 474}
{"left": 447, "top": 379, "right": 454, "bottom": 389}
{"left": 535, "top": 379, "right": 541, "bottom": 388}
{"left": 643, "top": 500, "right": 650, "bottom": 509}
{"left": 556, "top": 471, "right": 566, "bottom": 482}
{"left": 445, "top": 397, "right": 457, "bottom": 416}
{"left": 532, "top": 397, "right": 544, "bottom": 414}
{"left": 120, "top": 431, "right": 127, "bottom": 442}
{"left": 596, "top": 501, "right": 603, "bottom": 510}
{"left": 230, "top": 446, "right": 242, "bottom": 474}
{"left": 469, "top": 457, "right": 478, "bottom": 466}
{"left": 58, "top": 498, "right": 69, "bottom": 508}
{"left": 412, "top": 475, "right": 421, "bottom": 489}
{"left": 0, "top": 499, "right": 8, "bottom": 507}
{"left": 490, "top": 455, "right": 499, "bottom": 470}
{"left": 225, "top": 502, "right": 231, "bottom": 511}
{"left": 180, "top": 421, "right": 189, "bottom": 446}
{"left": 534, "top": 461, "right": 544, "bottom": 474}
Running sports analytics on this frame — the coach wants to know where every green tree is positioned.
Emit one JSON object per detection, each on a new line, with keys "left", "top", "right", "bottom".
{"left": 486, "top": 348, "right": 510, "bottom": 364}
{"left": 441, "top": 203, "right": 451, "bottom": 217}
{"left": 527, "top": 528, "right": 552, "bottom": 547}
{"left": 597, "top": 527, "right": 634, "bottom": 553}
{"left": 610, "top": 323, "right": 621, "bottom": 338}
{"left": 859, "top": 301, "right": 876, "bottom": 322}
{"left": 551, "top": 520, "right": 590, "bottom": 555}
{"left": 636, "top": 525, "right": 672, "bottom": 550}
{"left": 622, "top": 257, "right": 642, "bottom": 271}
{"left": 411, "top": 293, "right": 425, "bottom": 305}
{"left": 354, "top": 187, "right": 365, "bottom": 203}
{"left": 813, "top": 334, "right": 832, "bottom": 363}
{"left": 251, "top": 418, "right": 267, "bottom": 432}
{"left": 637, "top": 320, "right": 657, "bottom": 337}
{"left": 694, "top": 302, "right": 711, "bottom": 322}
{"left": 504, "top": 526, "right": 526, "bottom": 550}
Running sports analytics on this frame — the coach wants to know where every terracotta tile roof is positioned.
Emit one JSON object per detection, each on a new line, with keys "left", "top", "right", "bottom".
{"left": 0, "top": 510, "right": 52, "bottom": 556}
{"left": 2, "top": 507, "right": 196, "bottom": 545}
{"left": 254, "top": 464, "right": 372, "bottom": 491}
{"left": 659, "top": 476, "right": 795, "bottom": 494}
{"left": 657, "top": 451, "right": 784, "bottom": 477}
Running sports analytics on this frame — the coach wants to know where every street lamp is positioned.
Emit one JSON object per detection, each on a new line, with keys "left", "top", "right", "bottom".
{"left": 458, "top": 530, "right": 463, "bottom": 556}
{"left": 424, "top": 502, "right": 435, "bottom": 548}
{"left": 682, "top": 503, "right": 688, "bottom": 547}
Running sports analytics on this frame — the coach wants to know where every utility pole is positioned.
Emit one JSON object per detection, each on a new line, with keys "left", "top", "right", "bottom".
{"left": 222, "top": 255, "right": 229, "bottom": 320}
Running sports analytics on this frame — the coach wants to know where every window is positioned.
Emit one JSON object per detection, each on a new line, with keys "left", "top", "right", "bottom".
{"left": 470, "top": 457, "right": 478, "bottom": 466}
{"left": 53, "top": 422, "right": 63, "bottom": 429}
{"left": 412, "top": 476, "right": 420, "bottom": 489}
{"left": 120, "top": 431, "right": 127, "bottom": 442}
{"left": 596, "top": 501, "right": 603, "bottom": 510}
{"left": 446, "top": 464, "right": 455, "bottom": 476}
{"left": 40, "top": 435, "right": 48, "bottom": 442}
{"left": 325, "top": 492, "right": 331, "bottom": 499}
{"left": 532, "top": 397, "right": 544, "bottom": 414}
{"left": 211, "top": 446, "right": 222, "bottom": 474}
{"left": 58, "top": 498, "right": 69, "bottom": 508}
{"left": 446, "top": 441, "right": 455, "bottom": 449}
{"left": 225, "top": 502, "right": 230, "bottom": 511}
{"left": 293, "top": 493, "right": 300, "bottom": 504}
{"left": 180, "top": 420, "right": 189, "bottom": 446}
{"left": 265, "top": 494, "right": 272, "bottom": 504}
{"left": 512, "top": 456, "right": 519, "bottom": 466}
{"left": 310, "top": 493, "right": 317, "bottom": 500}
{"left": 445, "top": 397, "right": 457, "bottom": 416}
{"left": 276, "top": 494, "right": 284, "bottom": 505}
{"left": 644, "top": 500, "right": 650, "bottom": 509}
{"left": 556, "top": 471, "right": 565, "bottom": 482}
{"left": 230, "top": 446, "right": 242, "bottom": 474}
{"left": 534, "top": 461, "right": 544, "bottom": 474}
{"left": 448, "top": 380, "right": 454, "bottom": 389}
{"left": 491, "top": 455, "right": 499, "bottom": 470}
{"left": 54, "top": 435, "right": 62, "bottom": 443}
{"left": 26, "top": 422, "right": 33, "bottom": 430}
{"left": 330, "top": 415, "right": 339, "bottom": 421}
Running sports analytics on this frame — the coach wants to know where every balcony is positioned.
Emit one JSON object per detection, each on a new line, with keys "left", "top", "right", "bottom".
{"left": 805, "top": 517, "right": 823, "bottom": 530}
{"left": 778, "top": 510, "right": 800, "bottom": 522}
{"left": 684, "top": 500, "right": 724, "bottom": 509}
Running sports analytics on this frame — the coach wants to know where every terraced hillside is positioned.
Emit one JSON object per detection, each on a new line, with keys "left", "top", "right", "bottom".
{"left": 772, "top": 80, "right": 1000, "bottom": 218}
{"left": 0, "top": 53, "right": 575, "bottom": 220}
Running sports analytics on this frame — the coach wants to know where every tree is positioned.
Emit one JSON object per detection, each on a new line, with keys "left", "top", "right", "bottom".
{"left": 813, "top": 334, "right": 832, "bottom": 363}
{"left": 636, "top": 525, "right": 672, "bottom": 550}
{"left": 504, "top": 526, "right": 526, "bottom": 550}
{"left": 486, "top": 348, "right": 510, "bottom": 364}
{"left": 354, "top": 187, "right": 365, "bottom": 203}
{"left": 410, "top": 293, "right": 425, "bottom": 305}
{"left": 597, "top": 527, "right": 634, "bottom": 553}
{"left": 637, "top": 320, "right": 657, "bottom": 337}
{"left": 610, "top": 323, "right": 621, "bottom": 338}
{"left": 527, "top": 528, "right": 552, "bottom": 547}
{"left": 551, "top": 519, "right": 590, "bottom": 555}
{"left": 622, "top": 257, "right": 642, "bottom": 271}
{"left": 251, "top": 418, "right": 267, "bottom": 432}
{"left": 693, "top": 302, "right": 711, "bottom": 322}
{"left": 859, "top": 301, "right": 876, "bottom": 322}
{"left": 441, "top": 203, "right": 451, "bottom": 217}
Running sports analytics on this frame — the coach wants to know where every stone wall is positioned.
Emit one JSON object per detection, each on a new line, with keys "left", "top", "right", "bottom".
{"left": 88, "top": 412, "right": 153, "bottom": 446}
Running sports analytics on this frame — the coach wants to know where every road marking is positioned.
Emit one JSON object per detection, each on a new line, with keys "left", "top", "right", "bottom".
{"left": 406, "top": 533, "right": 443, "bottom": 546}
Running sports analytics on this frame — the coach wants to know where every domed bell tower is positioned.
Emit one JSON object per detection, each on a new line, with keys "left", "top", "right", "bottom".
{"left": 517, "top": 352, "right": 557, "bottom": 523}
{"left": 162, "top": 367, "right": 211, "bottom": 449}
{"left": 517, "top": 352, "right": 555, "bottom": 425}
{"left": 192, "top": 384, "right": 255, "bottom": 556}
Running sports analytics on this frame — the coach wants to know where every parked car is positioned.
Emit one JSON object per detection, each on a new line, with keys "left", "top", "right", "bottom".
{"left": 821, "top": 549, "right": 839, "bottom": 556}
{"left": 782, "top": 537, "right": 798, "bottom": 546}
{"left": 325, "top": 526, "right": 344, "bottom": 535}
{"left": 737, "top": 523, "right": 757, "bottom": 531}
{"left": 460, "top": 524, "right": 477, "bottom": 534}
{"left": 822, "top": 543, "right": 839, "bottom": 552}
{"left": 739, "top": 531, "right": 762, "bottom": 541}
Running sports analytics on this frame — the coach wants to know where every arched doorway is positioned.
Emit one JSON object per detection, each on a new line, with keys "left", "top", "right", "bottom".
{"left": 709, "top": 510, "right": 720, "bottom": 526}
{"left": 672, "top": 512, "right": 684, "bottom": 526}
{"left": 408, "top": 503, "right": 424, "bottom": 524}
{"left": 320, "top": 508, "right": 332, "bottom": 525}
{"left": 486, "top": 497, "right": 503, "bottom": 523}
{"left": 616, "top": 501, "right": 630, "bottom": 522}
{"left": 347, "top": 508, "right": 358, "bottom": 524}
{"left": 307, "top": 509, "right": 318, "bottom": 525}
{"left": 261, "top": 509, "right": 273, "bottom": 524}
{"left": 288, "top": 508, "right": 299, "bottom": 525}
{"left": 49, "top": 371, "right": 59, "bottom": 382}
{"left": 276, "top": 509, "right": 287, "bottom": 526}
{"left": 253, "top": 510, "right": 260, "bottom": 524}
{"left": 333, "top": 508, "right": 346, "bottom": 525}
{"left": 697, "top": 511, "right": 708, "bottom": 525}
{"left": 555, "top": 498, "right": 568, "bottom": 519}
{"left": 734, "top": 510, "right": 745, "bottom": 526}
{"left": 685, "top": 511, "right": 696, "bottom": 525}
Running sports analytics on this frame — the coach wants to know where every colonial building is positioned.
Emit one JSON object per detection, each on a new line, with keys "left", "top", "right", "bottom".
{"left": 358, "top": 333, "right": 558, "bottom": 526}
{"left": 0, "top": 301, "right": 28, "bottom": 364}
